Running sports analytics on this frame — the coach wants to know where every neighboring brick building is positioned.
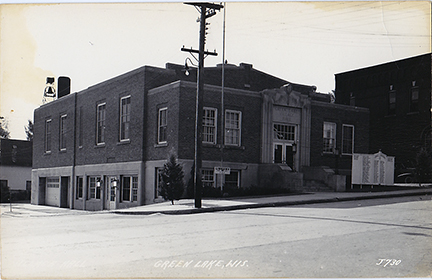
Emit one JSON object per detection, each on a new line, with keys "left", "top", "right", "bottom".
{"left": 0, "top": 139, "right": 33, "bottom": 200}
{"left": 335, "top": 53, "right": 431, "bottom": 176}
{"left": 32, "top": 62, "right": 369, "bottom": 210}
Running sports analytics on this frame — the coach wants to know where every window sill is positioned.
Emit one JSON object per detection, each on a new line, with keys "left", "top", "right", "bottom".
{"left": 117, "top": 139, "right": 131, "bottom": 145}
{"left": 95, "top": 143, "right": 105, "bottom": 148}
{"left": 59, "top": 149, "right": 67, "bottom": 153}
{"left": 223, "top": 145, "right": 245, "bottom": 150}
{"left": 407, "top": 111, "right": 419, "bottom": 116}
{"left": 154, "top": 142, "right": 168, "bottom": 148}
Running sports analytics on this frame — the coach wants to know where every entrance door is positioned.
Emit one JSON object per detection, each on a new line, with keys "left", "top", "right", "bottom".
{"left": 274, "top": 143, "right": 295, "bottom": 169}
{"left": 106, "top": 177, "right": 117, "bottom": 210}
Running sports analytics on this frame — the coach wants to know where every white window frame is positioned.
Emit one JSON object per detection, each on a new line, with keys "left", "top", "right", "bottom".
{"left": 342, "top": 124, "right": 354, "bottom": 155}
{"left": 273, "top": 123, "right": 296, "bottom": 142}
{"left": 224, "top": 109, "right": 242, "bottom": 147}
{"left": 224, "top": 170, "right": 240, "bottom": 188}
{"left": 158, "top": 107, "right": 168, "bottom": 144}
{"left": 96, "top": 103, "right": 106, "bottom": 145}
{"left": 201, "top": 169, "right": 215, "bottom": 188}
{"left": 202, "top": 107, "right": 217, "bottom": 144}
{"left": 323, "top": 122, "right": 336, "bottom": 153}
{"left": 45, "top": 119, "right": 52, "bottom": 153}
{"left": 120, "top": 96, "right": 131, "bottom": 141}
{"left": 88, "top": 176, "right": 101, "bottom": 200}
{"left": 121, "top": 175, "right": 138, "bottom": 202}
{"left": 59, "top": 114, "right": 67, "bottom": 151}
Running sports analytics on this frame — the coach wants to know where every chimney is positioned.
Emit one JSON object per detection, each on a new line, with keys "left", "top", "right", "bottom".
{"left": 57, "top": 76, "right": 71, "bottom": 98}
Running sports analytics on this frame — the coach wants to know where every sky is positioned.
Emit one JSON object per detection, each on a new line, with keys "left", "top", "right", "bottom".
{"left": 1, "top": 1, "right": 430, "bottom": 139}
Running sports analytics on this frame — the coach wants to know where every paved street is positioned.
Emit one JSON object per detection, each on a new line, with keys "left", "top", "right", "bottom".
{"left": 1, "top": 195, "right": 431, "bottom": 279}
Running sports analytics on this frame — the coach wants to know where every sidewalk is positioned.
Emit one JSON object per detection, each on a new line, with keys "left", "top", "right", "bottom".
{"left": 113, "top": 185, "right": 432, "bottom": 215}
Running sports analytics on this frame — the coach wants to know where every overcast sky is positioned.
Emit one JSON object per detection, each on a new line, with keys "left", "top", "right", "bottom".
{"left": 1, "top": 1, "right": 430, "bottom": 139}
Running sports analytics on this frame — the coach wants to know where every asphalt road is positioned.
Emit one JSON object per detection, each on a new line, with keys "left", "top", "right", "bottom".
{"left": 1, "top": 195, "right": 431, "bottom": 279}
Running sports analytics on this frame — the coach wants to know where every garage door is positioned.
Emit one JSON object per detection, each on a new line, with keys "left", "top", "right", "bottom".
{"left": 45, "top": 177, "right": 60, "bottom": 207}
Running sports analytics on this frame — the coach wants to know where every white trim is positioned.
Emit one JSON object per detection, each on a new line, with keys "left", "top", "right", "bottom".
{"left": 157, "top": 107, "right": 168, "bottom": 144}
{"left": 96, "top": 103, "right": 106, "bottom": 145}
{"left": 203, "top": 107, "right": 218, "bottom": 144}
{"left": 119, "top": 95, "right": 131, "bottom": 142}
{"left": 224, "top": 109, "right": 242, "bottom": 146}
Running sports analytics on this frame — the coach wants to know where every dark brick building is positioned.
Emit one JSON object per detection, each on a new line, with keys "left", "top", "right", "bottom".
{"left": 335, "top": 53, "right": 431, "bottom": 176}
{"left": 32, "top": 62, "right": 369, "bottom": 210}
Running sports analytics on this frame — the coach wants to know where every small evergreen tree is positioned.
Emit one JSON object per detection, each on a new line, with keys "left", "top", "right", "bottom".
{"left": 0, "top": 117, "right": 10, "bottom": 139}
{"left": 159, "top": 154, "right": 185, "bottom": 205}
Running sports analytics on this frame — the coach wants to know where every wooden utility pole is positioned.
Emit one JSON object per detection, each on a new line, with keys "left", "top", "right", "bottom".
{"left": 182, "top": 2, "right": 223, "bottom": 208}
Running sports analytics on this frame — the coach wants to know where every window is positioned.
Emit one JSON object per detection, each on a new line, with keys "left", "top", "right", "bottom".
{"left": 410, "top": 83, "right": 419, "bottom": 112}
{"left": 388, "top": 86, "right": 396, "bottom": 115}
{"left": 88, "top": 176, "right": 101, "bottom": 199}
{"left": 203, "top": 107, "right": 217, "bottom": 144}
{"left": 47, "top": 177, "right": 60, "bottom": 189}
{"left": 96, "top": 103, "right": 106, "bottom": 145}
{"left": 202, "top": 169, "right": 215, "bottom": 188}
{"left": 323, "top": 122, "right": 336, "bottom": 153}
{"left": 26, "top": 181, "right": 31, "bottom": 192}
{"left": 274, "top": 124, "right": 295, "bottom": 141}
{"left": 120, "top": 96, "right": 131, "bottom": 141}
{"left": 60, "top": 114, "right": 67, "bottom": 150}
{"left": 155, "top": 168, "right": 163, "bottom": 199}
{"left": 45, "top": 119, "right": 52, "bottom": 153}
{"left": 225, "top": 170, "right": 240, "bottom": 189}
{"left": 76, "top": 177, "right": 83, "bottom": 199}
{"left": 121, "top": 176, "right": 138, "bottom": 202}
{"left": 158, "top": 107, "right": 167, "bottom": 144}
{"left": 342, "top": 124, "right": 354, "bottom": 155}
{"left": 225, "top": 110, "right": 241, "bottom": 146}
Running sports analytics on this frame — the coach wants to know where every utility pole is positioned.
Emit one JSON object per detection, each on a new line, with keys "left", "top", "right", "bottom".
{"left": 182, "top": 2, "right": 223, "bottom": 208}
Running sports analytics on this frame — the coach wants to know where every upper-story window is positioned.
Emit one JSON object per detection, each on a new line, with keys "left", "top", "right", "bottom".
{"left": 342, "top": 124, "right": 354, "bottom": 155}
{"left": 59, "top": 114, "right": 67, "bottom": 151}
{"left": 388, "top": 85, "right": 396, "bottom": 115}
{"left": 225, "top": 110, "right": 241, "bottom": 146}
{"left": 202, "top": 107, "right": 217, "bottom": 144}
{"left": 78, "top": 107, "right": 83, "bottom": 148}
{"left": 410, "top": 81, "right": 419, "bottom": 112}
{"left": 120, "top": 96, "right": 131, "bottom": 141}
{"left": 45, "top": 118, "right": 52, "bottom": 153}
{"left": 323, "top": 122, "right": 336, "bottom": 153}
{"left": 158, "top": 107, "right": 168, "bottom": 144}
{"left": 96, "top": 103, "right": 106, "bottom": 145}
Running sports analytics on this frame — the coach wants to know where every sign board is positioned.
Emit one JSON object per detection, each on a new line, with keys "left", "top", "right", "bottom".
{"left": 352, "top": 151, "right": 394, "bottom": 185}
{"left": 214, "top": 166, "right": 231, "bottom": 175}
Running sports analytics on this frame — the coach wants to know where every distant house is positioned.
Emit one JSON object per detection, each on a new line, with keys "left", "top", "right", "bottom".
{"left": 31, "top": 62, "right": 369, "bottom": 210}
{"left": 335, "top": 53, "right": 431, "bottom": 178}
{"left": 0, "top": 139, "right": 33, "bottom": 200}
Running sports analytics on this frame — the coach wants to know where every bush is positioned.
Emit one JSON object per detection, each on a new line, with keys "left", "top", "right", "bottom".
{"left": 159, "top": 154, "right": 185, "bottom": 205}
{"left": 1, "top": 184, "right": 10, "bottom": 203}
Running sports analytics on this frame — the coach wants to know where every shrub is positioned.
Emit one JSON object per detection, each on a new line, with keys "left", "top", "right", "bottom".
{"left": 159, "top": 154, "right": 185, "bottom": 205}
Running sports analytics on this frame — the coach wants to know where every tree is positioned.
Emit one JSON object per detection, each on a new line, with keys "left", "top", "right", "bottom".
{"left": 159, "top": 154, "right": 185, "bottom": 205}
{"left": 25, "top": 119, "right": 34, "bottom": 141}
{"left": 0, "top": 117, "right": 10, "bottom": 139}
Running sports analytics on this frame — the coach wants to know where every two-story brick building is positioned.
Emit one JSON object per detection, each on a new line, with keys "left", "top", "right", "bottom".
{"left": 32, "top": 62, "right": 369, "bottom": 210}
{"left": 335, "top": 53, "right": 431, "bottom": 180}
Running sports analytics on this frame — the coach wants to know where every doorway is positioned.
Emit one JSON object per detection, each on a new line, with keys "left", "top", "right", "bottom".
{"left": 105, "top": 176, "right": 118, "bottom": 210}
{"left": 274, "top": 143, "right": 294, "bottom": 170}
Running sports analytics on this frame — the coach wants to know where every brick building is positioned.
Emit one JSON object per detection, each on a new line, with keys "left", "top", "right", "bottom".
{"left": 32, "top": 62, "right": 369, "bottom": 210}
{"left": 335, "top": 53, "right": 431, "bottom": 177}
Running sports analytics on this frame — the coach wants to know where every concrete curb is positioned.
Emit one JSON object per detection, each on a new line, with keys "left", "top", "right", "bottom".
{"left": 113, "top": 188, "right": 432, "bottom": 216}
